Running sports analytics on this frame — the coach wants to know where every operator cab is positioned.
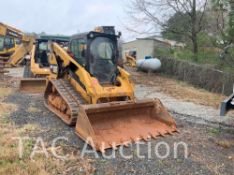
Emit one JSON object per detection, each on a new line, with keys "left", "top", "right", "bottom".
{"left": 69, "top": 26, "right": 121, "bottom": 84}
{"left": 0, "top": 36, "right": 17, "bottom": 56}
{"left": 35, "top": 40, "right": 50, "bottom": 67}
{"left": 35, "top": 37, "right": 70, "bottom": 68}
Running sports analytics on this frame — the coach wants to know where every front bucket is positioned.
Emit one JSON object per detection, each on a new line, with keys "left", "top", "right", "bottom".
{"left": 75, "top": 99, "right": 177, "bottom": 152}
{"left": 19, "top": 78, "right": 47, "bottom": 93}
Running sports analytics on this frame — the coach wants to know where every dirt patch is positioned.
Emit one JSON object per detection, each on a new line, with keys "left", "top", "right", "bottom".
{"left": 27, "top": 106, "right": 41, "bottom": 113}
{"left": 128, "top": 67, "right": 226, "bottom": 109}
{"left": 0, "top": 88, "right": 14, "bottom": 99}
{"left": 0, "top": 103, "right": 17, "bottom": 117}
{"left": 215, "top": 139, "right": 234, "bottom": 149}
{"left": 0, "top": 75, "right": 19, "bottom": 88}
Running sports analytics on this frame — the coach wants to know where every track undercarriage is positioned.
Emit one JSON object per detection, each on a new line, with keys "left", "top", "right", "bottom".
{"left": 44, "top": 79, "right": 84, "bottom": 125}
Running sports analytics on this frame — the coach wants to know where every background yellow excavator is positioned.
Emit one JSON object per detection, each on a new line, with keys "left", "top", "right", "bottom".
{"left": 0, "top": 22, "right": 35, "bottom": 67}
{"left": 42, "top": 26, "right": 177, "bottom": 152}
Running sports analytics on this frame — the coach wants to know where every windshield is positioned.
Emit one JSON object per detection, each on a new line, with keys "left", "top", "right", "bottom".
{"left": 90, "top": 37, "right": 114, "bottom": 60}
{"left": 15, "top": 39, "right": 21, "bottom": 45}
{"left": 39, "top": 42, "right": 48, "bottom": 51}
{"left": 89, "top": 37, "right": 117, "bottom": 84}
{"left": 0, "top": 37, "right": 4, "bottom": 51}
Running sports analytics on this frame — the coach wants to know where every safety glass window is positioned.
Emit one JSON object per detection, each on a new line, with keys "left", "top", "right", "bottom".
{"left": 0, "top": 37, "right": 4, "bottom": 51}
{"left": 4, "top": 37, "right": 15, "bottom": 49}
{"left": 15, "top": 39, "right": 21, "bottom": 45}
{"left": 39, "top": 42, "right": 48, "bottom": 51}
{"left": 70, "top": 39, "right": 86, "bottom": 65}
{"left": 89, "top": 37, "right": 117, "bottom": 84}
{"left": 90, "top": 37, "right": 114, "bottom": 60}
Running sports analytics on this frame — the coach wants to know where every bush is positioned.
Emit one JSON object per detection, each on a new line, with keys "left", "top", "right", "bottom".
{"left": 153, "top": 46, "right": 234, "bottom": 72}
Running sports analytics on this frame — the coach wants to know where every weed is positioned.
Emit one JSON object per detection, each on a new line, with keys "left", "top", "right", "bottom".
{"left": 207, "top": 128, "right": 221, "bottom": 135}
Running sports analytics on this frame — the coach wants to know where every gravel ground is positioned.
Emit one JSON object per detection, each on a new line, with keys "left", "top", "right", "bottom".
{"left": 1, "top": 68, "right": 234, "bottom": 174}
{"left": 127, "top": 67, "right": 234, "bottom": 128}
{"left": 4, "top": 92, "right": 234, "bottom": 175}
{"left": 135, "top": 85, "right": 234, "bottom": 129}
{"left": 5, "top": 67, "right": 24, "bottom": 78}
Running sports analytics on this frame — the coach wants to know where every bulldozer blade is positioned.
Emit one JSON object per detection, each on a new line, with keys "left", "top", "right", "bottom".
{"left": 19, "top": 78, "right": 47, "bottom": 93}
{"left": 75, "top": 99, "right": 177, "bottom": 152}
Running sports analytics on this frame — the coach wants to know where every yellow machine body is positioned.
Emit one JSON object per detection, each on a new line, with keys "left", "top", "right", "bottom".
{"left": 125, "top": 55, "right": 137, "bottom": 67}
{"left": 19, "top": 44, "right": 51, "bottom": 93}
{"left": 44, "top": 28, "right": 177, "bottom": 152}
{"left": 19, "top": 37, "right": 69, "bottom": 93}
{"left": 0, "top": 22, "right": 36, "bottom": 67}
{"left": 0, "top": 23, "right": 21, "bottom": 57}
{"left": 52, "top": 42, "right": 134, "bottom": 103}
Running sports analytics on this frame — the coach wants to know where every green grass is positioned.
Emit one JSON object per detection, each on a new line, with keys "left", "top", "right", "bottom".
{"left": 154, "top": 47, "right": 234, "bottom": 73}
{"left": 207, "top": 128, "right": 221, "bottom": 136}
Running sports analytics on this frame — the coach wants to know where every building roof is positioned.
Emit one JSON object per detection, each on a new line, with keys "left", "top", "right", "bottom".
{"left": 124, "top": 36, "right": 186, "bottom": 48}
{"left": 138, "top": 36, "right": 186, "bottom": 47}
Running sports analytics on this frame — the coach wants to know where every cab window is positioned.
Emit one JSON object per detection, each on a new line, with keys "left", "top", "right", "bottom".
{"left": 4, "top": 37, "right": 15, "bottom": 49}
{"left": 70, "top": 39, "right": 86, "bottom": 65}
{"left": 0, "top": 36, "right": 4, "bottom": 51}
{"left": 39, "top": 42, "right": 48, "bottom": 51}
{"left": 15, "top": 39, "right": 21, "bottom": 45}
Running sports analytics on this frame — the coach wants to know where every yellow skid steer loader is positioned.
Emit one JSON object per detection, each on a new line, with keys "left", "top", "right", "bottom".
{"left": 43, "top": 26, "right": 177, "bottom": 152}
{"left": 20, "top": 36, "right": 70, "bottom": 93}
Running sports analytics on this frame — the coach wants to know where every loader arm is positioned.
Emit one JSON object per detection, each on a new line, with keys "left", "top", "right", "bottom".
{"left": 51, "top": 42, "right": 94, "bottom": 91}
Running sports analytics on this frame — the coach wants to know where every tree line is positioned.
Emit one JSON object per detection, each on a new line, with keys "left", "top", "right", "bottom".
{"left": 126, "top": 0, "right": 234, "bottom": 62}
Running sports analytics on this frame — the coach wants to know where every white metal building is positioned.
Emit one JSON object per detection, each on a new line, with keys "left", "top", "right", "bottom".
{"left": 122, "top": 36, "right": 185, "bottom": 60}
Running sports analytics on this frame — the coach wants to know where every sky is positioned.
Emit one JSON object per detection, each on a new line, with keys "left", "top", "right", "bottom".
{"left": 0, "top": 0, "right": 133, "bottom": 40}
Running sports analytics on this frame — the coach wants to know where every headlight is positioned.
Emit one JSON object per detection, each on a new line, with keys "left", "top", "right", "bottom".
{"left": 50, "top": 65, "right": 58, "bottom": 74}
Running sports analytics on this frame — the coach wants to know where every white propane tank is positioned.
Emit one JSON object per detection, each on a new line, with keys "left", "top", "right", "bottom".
{"left": 136, "top": 58, "right": 161, "bottom": 72}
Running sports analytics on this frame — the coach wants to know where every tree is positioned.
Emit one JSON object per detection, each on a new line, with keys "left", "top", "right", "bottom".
{"left": 212, "top": 0, "right": 230, "bottom": 44}
{"left": 126, "top": 0, "right": 208, "bottom": 55}
{"left": 212, "top": 0, "right": 234, "bottom": 66}
{"left": 162, "top": 12, "right": 200, "bottom": 42}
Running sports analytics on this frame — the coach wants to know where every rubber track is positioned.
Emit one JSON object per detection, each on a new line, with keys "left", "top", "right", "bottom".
{"left": 50, "top": 79, "right": 85, "bottom": 125}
